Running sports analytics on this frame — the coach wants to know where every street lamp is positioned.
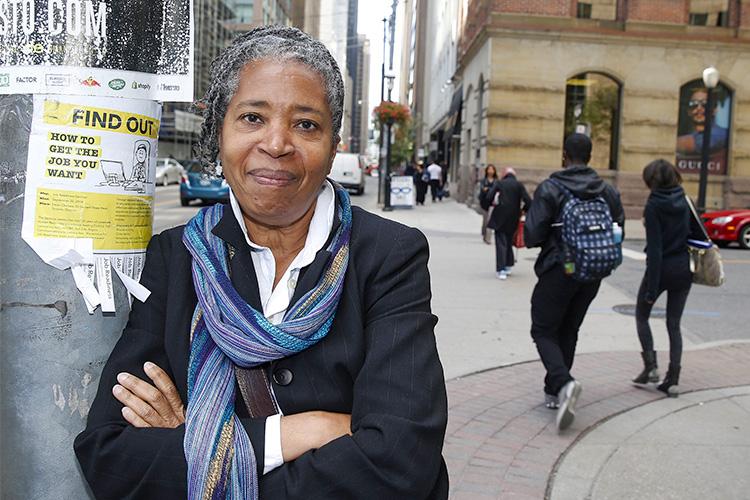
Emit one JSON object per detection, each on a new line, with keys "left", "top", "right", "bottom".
{"left": 697, "top": 66, "right": 719, "bottom": 213}
{"left": 382, "top": 74, "right": 396, "bottom": 212}
{"left": 383, "top": 116, "right": 395, "bottom": 211}
{"left": 377, "top": 17, "right": 387, "bottom": 206}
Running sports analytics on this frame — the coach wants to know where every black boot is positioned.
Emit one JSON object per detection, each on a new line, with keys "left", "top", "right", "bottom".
{"left": 657, "top": 364, "right": 681, "bottom": 397}
{"left": 632, "top": 351, "right": 659, "bottom": 385}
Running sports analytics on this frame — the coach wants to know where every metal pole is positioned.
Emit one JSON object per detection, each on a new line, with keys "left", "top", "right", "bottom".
{"left": 384, "top": 119, "right": 393, "bottom": 211}
{"left": 697, "top": 88, "right": 715, "bottom": 213}
{"left": 377, "top": 17, "right": 387, "bottom": 206}
{"left": 0, "top": 96, "right": 130, "bottom": 499}
{"left": 387, "top": 0, "right": 398, "bottom": 101}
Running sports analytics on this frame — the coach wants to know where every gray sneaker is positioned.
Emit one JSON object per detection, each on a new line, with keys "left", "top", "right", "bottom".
{"left": 556, "top": 380, "right": 582, "bottom": 431}
{"left": 544, "top": 393, "right": 559, "bottom": 409}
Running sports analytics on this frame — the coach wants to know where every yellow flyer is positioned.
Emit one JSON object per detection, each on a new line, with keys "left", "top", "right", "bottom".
{"left": 21, "top": 95, "right": 162, "bottom": 313}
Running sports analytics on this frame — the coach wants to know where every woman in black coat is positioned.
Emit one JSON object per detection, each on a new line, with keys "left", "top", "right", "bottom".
{"left": 74, "top": 26, "right": 448, "bottom": 500}
{"left": 478, "top": 164, "right": 498, "bottom": 243}
{"left": 487, "top": 168, "right": 531, "bottom": 279}
{"left": 415, "top": 163, "right": 428, "bottom": 205}
{"left": 633, "top": 159, "right": 704, "bottom": 396}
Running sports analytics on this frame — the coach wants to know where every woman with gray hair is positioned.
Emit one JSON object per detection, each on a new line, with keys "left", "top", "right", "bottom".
{"left": 75, "top": 26, "right": 448, "bottom": 499}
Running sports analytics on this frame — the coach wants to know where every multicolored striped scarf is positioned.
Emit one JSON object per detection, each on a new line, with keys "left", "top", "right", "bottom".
{"left": 181, "top": 185, "right": 352, "bottom": 499}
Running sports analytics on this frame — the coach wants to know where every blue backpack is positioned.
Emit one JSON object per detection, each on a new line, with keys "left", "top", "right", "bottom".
{"left": 550, "top": 179, "right": 622, "bottom": 282}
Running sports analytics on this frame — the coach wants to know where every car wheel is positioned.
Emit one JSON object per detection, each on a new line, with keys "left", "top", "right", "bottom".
{"left": 739, "top": 225, "right": 750, "bottom": 250}
{"left": 356, "top": 186, "right": 364, "bottom": 195}
{"left": 181, "top": 197, "right": 190, "bottom": 207}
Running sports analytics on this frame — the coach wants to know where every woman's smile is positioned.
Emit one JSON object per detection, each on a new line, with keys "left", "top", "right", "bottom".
{"left": 247, "top": 168, "right": 298, "bottom": 187}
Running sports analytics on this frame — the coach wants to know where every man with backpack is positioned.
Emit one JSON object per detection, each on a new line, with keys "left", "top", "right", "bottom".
{"left": 524, "top": 134, "right": 625, "bottom": 432}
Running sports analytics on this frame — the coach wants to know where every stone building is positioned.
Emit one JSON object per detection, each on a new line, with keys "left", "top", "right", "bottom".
{"left": 451, "top": 0, "right": 750, "bottom": 215}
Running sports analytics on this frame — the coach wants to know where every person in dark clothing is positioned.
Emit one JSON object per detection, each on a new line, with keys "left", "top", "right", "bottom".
{"left": 478, "top": 164, "right": 498, "bottom": 244}
{"left": 415, "top": 163, "right": 428, "bottom": 205}
{"left": 632, "top": 159, "right": 703, "bottom": 397}
{"left": 487, "top": 167, "right": 531, "bottom": 279}
{"left": 524, "top": 134, "right": 624, "bottom": 431}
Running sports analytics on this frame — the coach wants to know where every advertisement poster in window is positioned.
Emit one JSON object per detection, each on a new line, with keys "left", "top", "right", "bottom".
{"left": 675, "top": 81, "right": 732, "bottom": 176}
{"left": 0, "top": 0, "right": 193, "bottom": 101}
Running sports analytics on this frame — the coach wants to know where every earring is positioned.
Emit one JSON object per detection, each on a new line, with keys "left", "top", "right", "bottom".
{"left": 215, "top": 158, "right": 223, "bottom": 177}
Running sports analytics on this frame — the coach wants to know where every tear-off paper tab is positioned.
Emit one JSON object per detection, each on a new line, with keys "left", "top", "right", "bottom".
{"left": 22, "top": 95, "right": 160, "bottom": 313}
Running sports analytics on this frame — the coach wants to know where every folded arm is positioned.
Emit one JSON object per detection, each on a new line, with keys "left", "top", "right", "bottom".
{"left": 260, "top": 226, "right": 447, "bottom": 499}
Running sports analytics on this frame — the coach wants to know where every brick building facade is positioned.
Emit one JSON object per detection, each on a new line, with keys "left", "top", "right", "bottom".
{"left": 450, "top": 0, "right": 750, "bottom": 215}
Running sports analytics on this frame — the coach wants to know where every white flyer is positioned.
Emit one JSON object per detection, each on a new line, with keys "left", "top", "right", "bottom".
{"left": 21, "top": 94, "right": 160, "bottom": 313}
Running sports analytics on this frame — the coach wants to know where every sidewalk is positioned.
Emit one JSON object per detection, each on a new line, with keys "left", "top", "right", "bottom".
{"left": 445, "top": 344, "right": 750, "bottom": 500}
{"left": 364, "top": 187, "right": 749, "bottom": 499}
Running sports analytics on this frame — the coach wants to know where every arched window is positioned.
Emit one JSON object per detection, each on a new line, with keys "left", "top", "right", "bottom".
{"left": 675, "top": 79, "right": 732, "bottom": 175}
{"left": 564, "top": 72, "right": 621, "bottom": 170}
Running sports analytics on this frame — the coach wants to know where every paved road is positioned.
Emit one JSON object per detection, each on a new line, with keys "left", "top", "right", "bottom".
{"left": 152, "top": 183, "right": 200, "bottom": 234}
{"left": 607, "top": 239, "right": 748, "bottom": 345}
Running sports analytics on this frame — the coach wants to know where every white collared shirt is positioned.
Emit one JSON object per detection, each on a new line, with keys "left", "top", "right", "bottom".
{"left": 229, "top": 180, "right": 336, "bottom": 474}
{"left": 427, "top": 162, "right": 442, "bottom": 180}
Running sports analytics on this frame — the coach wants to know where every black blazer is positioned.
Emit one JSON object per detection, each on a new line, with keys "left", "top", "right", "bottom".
{"left": 74, "top": 204, "right": 449, "bottom": 499}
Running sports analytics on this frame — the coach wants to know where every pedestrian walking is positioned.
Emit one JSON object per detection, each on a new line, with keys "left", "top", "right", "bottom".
{"left": 478, "top": 164, "right": 498, "bottom": 244}
{"left": 632, "top": 159, "right": 704, "bottom": 397}
{"left": 524, "top": 134, "right": 624, "bottom": 431}
{"left": 487, "top": 167, "right": 531, "bottom": 279}
{"left": 427, "top": 159, "right": 443, "bottom": 202}
{"left": 415, "top": 163, "right": 428, "bottom": 205}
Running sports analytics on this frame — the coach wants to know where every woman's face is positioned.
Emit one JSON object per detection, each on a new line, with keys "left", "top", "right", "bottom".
{"left": 220, "top": 59, "right": 336, "bottom": 227}
{"left": 486, "top": 166, "right": 496, "bottom": 178}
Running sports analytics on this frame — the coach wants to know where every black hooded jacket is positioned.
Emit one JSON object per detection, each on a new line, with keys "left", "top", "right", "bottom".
{"left": 642, "top": 186, "right": 704, "bottom": 300}
{"left": 524, "top": 165, "right": 625, "bottom": 277}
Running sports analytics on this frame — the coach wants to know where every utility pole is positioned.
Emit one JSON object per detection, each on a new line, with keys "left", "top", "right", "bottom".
{"left": 377, "top": 17, "right": 387, "bottom": 206}
{"left": 381, "top": 0, "right": 399, "bottom": 211}
{"left": 388, "top": 0, "right": 398, "bottom": 99}
{"left": 0, "top": 96, "right": 131, "bottom": 498}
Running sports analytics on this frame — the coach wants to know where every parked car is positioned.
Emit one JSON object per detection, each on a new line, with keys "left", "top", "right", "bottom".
{"left": 179, "top": 160, "right": 229, "bottom": 206}
{"left": 701, "top": 208, "right": 750, "bottom": 249}
{"left": 155, "top": 158, "right": 184, "bottom": 186}
{"left": 329, "top": 152, "right": 365, "bottom": 194}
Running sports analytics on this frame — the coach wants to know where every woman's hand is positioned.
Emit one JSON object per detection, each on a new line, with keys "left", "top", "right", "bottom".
{"left": 280, "top": 411, "right": 351, "bottom": 462}
{"left": 112, "top": 362, "right": 185, "bottom": 428}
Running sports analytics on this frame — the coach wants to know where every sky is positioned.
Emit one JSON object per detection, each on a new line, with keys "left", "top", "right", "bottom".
{"left": 357, "top": 0, "right": 404, "bottom": 124}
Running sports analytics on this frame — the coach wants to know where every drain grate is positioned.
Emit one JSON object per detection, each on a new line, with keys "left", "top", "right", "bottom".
{"left": 612, "top": 304, "right": 666, "bottom": 318}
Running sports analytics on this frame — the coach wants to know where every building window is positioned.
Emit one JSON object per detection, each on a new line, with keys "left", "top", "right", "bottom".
{"left": 689, "top": 13, "right": 709, "bottom": 25}
{"left": 689, "top": 0, "right": 729, "bottom": 26}
{"left": 675, "top": 79, "right": 732, "bottom": 175}
{"left": 576, "top": 2, "right": 592, "bottom": 19}
{"left": 564, "top": 72, "right": 621, "bottom": 170}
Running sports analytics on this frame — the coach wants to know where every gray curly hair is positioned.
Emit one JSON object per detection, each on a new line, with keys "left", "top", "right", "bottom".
{"left": 194, "top": 25, "right": 345, "bottom": 173}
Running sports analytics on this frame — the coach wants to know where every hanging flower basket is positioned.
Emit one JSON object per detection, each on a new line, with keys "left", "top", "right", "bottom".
{"left": 373, "top": 101, "right": 410, "bottom": 125}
